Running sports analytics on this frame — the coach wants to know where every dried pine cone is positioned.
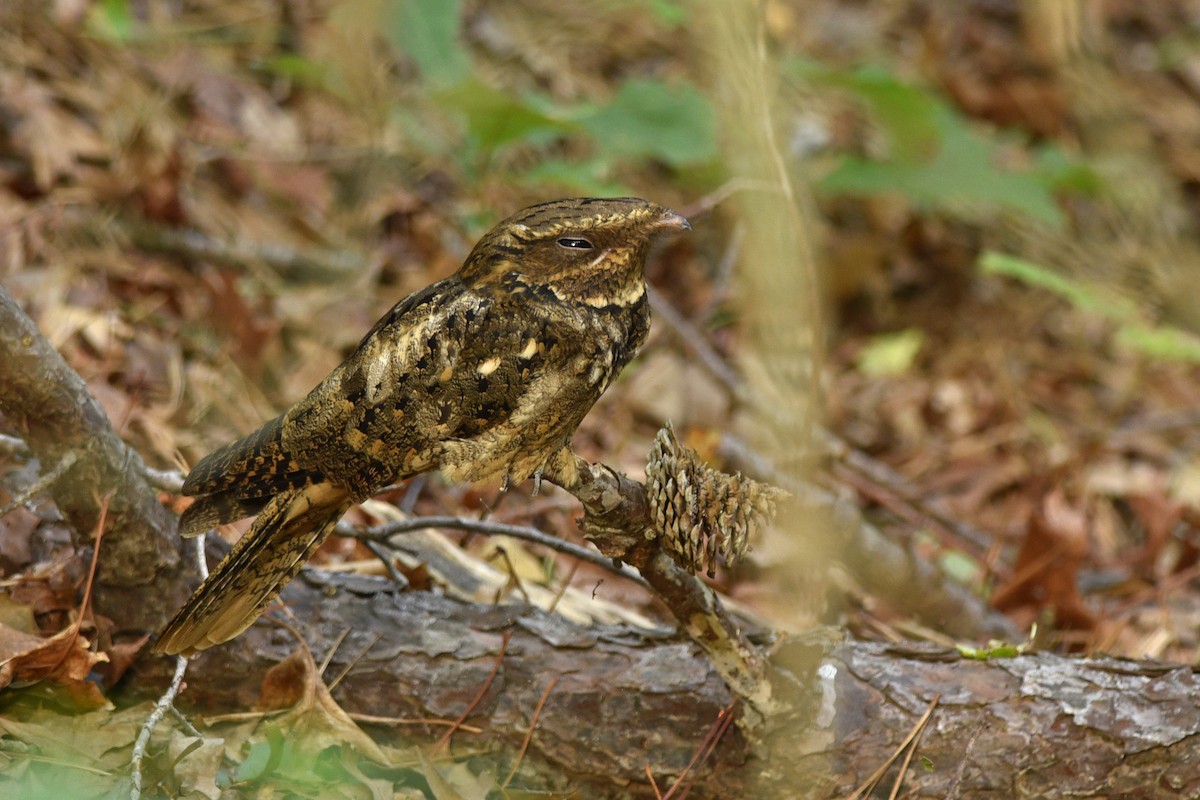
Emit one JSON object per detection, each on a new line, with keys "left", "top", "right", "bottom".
{"left": 644, "top": 423, "right": 786, "bottom": 577}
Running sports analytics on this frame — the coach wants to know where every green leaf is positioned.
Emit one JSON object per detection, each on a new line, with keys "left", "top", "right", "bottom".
{"left": 234, "top": 729, "right": 282, "bottom": 784}
{"left": 821, "top": 103, "right": 1065, "bottom": 224}
{"left": 389, "top": 0, "right": 471, "bottom": 87}
{"left": 957, "top": 642, "right": 1023, "bottom": 660}
{"left": 855, "top": 328, "right": 924, "bottom": 376}
{"left": 1115, "top": 324, "right": 1200, "bottom": 363}
{"left": 802, "top": 64, "right": 941, "bottom": 162}
{"left": 263, "top": 54, "right": 330, "bottom": 88}
{"left": 939, "top": 550, "right": 981, "bottom": 585}
{"left": 978, "top": 252, "right": 1140, "bottom": 321}
{"left": 436, "top": 80, "right": 574, "bottom": 153}
{"left": 645, "top": 0, "right": 687, "bottom": 26}
{"left": 87, "top": 0, "right": 136, "bottom": 41}
{"left": 522, "top": 157, "right": 631, "bottom": 196}
{"left": 580, "top": 79, "right": 716, "bottom": 167}
{"left": 796, "top": 63, "right": 1096, "bottom": 225}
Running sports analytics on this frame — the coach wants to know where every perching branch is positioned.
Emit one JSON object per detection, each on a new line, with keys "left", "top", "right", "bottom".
{"left": 341, "top": 514, "right": 651, "bottom": 590}
{"left": 545, "top": 451, "right": 801, "bottom": 730}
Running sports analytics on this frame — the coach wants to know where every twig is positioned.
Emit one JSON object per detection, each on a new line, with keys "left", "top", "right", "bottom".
{"left": 318, "top": 628, "right": 351, "bottom": 676}
{"left": 887, "top": 694, "right": 938, "bottom": 800}
{"left": 646, "top": 285, "right": 747, "bottom": 406}
{"left": 501, "top": 675, "right": 559, "bottom": 788}
{"left": 328, "top": 632, "right": 381, "bottom": 691}
{"left": 141, "top": 465, "right": 185, "bottom": 493}
{"left": 844, "top": 694, "right": 940, "bottom": 800}
{"left": 663, "top": 702, "right": 737, "bottom": 800}
{"left": 192, "top": 536, "right": 209, "bottom": 580}
{"left": 435, "top": 630, "right": 512, "bottom": 753}
{"left": 546, "top": 560, "right": 580, "bottom": 615}
{"left": 492, "top": 546, "right": 531, "bottom": 604}
{"left": 827, "top": 436, "right": 997, "bottom": 557}
{"left": 167, "top": 706, "right": 202, "bottom": 739}
{"left": 0, "top": 451, "right": 77, "bottom": 518}
{"left": 347, "top": 713, "right": 482, "bottom": 732}
{"left": 645, "top": 763, "right": 664, "bottom": 800}
{"left": 340, "top": 515, "right": 650, "bottom": 590}
{"left": 676, "top": 178, "right": 777, "bottom": 221}
{"left": 131, "top": 496, "right": 210, "bottom": 799}
{"left": 361, "top": 539, "right": 409, "bottom": 588}
{"left": 0, "top": 432, "right": 32, "bottom": 458}
{"left": 130, "top": 655, "right": 189, "bottom": 800}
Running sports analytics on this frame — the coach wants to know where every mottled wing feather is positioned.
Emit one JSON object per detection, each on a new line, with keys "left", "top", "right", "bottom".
{"left": 281, "top": 275, "right": 511, "bottom": 494}
{"left": 182, "top": 413, "right": 290, "bottom": 495}
{"left": 155, "top": 482, "right": 352, "bottom": 656}
{"left": 179, "top": 412, "right": 324, "bottom": 536}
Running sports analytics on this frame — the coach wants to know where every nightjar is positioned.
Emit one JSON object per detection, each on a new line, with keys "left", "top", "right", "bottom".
{"left": 154, "top": 197, "right": 689, "bottom": 655}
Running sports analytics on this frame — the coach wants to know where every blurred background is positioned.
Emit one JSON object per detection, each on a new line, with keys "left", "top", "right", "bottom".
{"left": 5, "top": 0, "right": 1200, "bottom": 791}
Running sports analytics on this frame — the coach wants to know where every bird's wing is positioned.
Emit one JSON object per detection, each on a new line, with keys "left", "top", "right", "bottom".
{"left": 279, "top": 275, "right": 514, "bottom": 492}
{"left": 178, "top": 279, "right": 464, "bottom": 528}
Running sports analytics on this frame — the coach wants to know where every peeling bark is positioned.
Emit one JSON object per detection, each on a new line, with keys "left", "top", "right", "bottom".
{"left": 126, "top": 573, "right": 1200, "bottom": 799}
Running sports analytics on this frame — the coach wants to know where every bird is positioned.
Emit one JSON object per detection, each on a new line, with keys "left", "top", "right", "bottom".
{"left": 153, "top": 197, "right": 690, "bottom": 655}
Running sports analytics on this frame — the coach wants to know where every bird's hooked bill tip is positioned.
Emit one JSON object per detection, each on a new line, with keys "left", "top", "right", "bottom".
{"left": 656, "top": 209, "right": 691, "bottom": 232}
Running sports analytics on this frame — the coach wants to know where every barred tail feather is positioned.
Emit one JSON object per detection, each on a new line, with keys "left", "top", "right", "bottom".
{"left": 154, "top": 482, "right": 352, "bottom": 656}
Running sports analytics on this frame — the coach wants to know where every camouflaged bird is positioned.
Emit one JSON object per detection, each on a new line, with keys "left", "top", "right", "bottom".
{"left": 154, "top": 197, "right": 689, "bottom": 655}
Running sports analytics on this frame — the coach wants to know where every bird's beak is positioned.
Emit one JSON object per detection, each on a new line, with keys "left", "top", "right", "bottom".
{"left": 654, "top": 208, "right": 691, "bottom": 232}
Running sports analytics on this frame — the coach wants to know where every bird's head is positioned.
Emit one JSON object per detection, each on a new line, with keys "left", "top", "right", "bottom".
{"left": 459, "top": 197, "right": 689, "bottom": 307}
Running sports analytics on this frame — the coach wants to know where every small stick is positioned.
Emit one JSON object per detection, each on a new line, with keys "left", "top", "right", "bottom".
{"left": 434, "top": 630, "right": 512, "bottom": 753}
{"left": 501, "top": 675, "right": 559, "bottom": 788}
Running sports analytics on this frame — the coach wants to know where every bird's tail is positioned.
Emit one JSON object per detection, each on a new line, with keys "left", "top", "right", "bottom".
{"left": 154, "top": 482, "right": 352, "bottom": 656}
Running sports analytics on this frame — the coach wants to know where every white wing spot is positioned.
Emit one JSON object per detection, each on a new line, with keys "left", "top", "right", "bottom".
{"left": 477, "top": 357, "right": 502, "bottom": 376}
{"left": 519, "top": 338, "right": 538, "bottom": 359}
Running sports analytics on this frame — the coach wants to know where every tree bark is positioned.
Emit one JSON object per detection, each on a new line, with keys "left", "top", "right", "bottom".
{"left": 124, "top": 570, "right": 1200, "bottom": 799}
{"left": 0, "top": 285, "right": 189, "bottom": 634}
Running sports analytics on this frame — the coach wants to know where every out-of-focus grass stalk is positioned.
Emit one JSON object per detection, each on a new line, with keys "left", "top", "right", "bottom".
{"left": 698, "top": 0, "right": 836, "bottom": 630}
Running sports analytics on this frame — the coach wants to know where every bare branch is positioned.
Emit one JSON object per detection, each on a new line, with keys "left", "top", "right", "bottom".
{"left": 340, "top": 515, "right": 650, "bottom": 590}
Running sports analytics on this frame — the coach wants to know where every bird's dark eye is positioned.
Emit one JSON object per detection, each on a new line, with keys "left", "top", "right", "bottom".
{"left": 557, "top": 237, "right": 593, "bottom": 250}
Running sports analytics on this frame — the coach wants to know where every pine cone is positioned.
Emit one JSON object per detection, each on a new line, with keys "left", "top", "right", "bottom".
{"left": 644, "top": 423, "right": 785, "bottom": 577}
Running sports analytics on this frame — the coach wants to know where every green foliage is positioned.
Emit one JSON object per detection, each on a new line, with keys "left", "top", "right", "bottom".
{"left": 86, "top": 0, "right": 137, "bottom": 41}
{"left": 389, "top": 0, "right": 471, "bottom": 88}
{"left": 386, "top": 0, "right": 716, "bottom": 192}
{"left": 980, "top": 251, "right": 1200, "bottom": 362}
{"left": 795, "top": 62, "right": 1098, "bottom": 226}
{"left": 957, "top": 626, "right": 1036, "bottom": 660}
{"left": 580, "top": 80, "right": 717, "bottom": 167}
{"left": 855, "top": 328, "right": 924, "bottom": 376}
{"left": 435, "top": 79, "right": 575, "bottom": 154}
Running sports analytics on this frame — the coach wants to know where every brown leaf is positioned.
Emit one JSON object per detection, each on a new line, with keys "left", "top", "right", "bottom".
{"left": 93, "top": 633, "right": 150, "bottom": 688}
{"left": 257, "top": 642, "right": 388, "bottom": 763}
{"left": 992, "top": 487, "right": 1095, "bottom": 631}
{"left": 10, "top": 552, "right": 82, "bottom": 618}
{"left": 0, "top": 621, "right": 108, "bottom": 695}
{"left": 1127, "top": 492, "right": 1185, "bottom": 576}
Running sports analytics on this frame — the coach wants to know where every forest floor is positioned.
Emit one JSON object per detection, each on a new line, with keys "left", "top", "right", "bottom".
{"left": 3, "top": 1, "right": 1200, "bottom": 797}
